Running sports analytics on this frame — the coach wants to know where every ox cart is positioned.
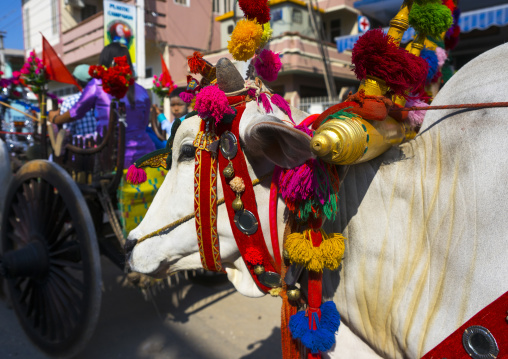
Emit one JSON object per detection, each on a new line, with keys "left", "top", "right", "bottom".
{"left": 0, "top": 101, "right": 179, "bottom": 358}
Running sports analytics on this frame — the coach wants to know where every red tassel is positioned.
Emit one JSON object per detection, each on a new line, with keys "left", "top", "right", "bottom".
{"left": 238, "top": 0, "right": 271, "bottom": 24}
{"left": 352, "top": 29, "right": 429, "bottom": 97}
{"left": 187, "top": 52, "right": 207, "bottom": 75}
{"left": 126, "top": 164, "right": 147, "bottom": 185}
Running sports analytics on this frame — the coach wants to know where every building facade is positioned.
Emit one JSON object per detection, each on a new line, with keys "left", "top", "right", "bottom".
{"left": 21, "top": 0, "right": 363, "bottom": 109}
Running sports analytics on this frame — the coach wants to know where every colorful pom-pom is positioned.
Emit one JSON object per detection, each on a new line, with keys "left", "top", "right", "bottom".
{"left": 194, "top": 85, "right": 235, "bottom": 125}
{"left": 420, "top": 49, "right": 438, "bottom": 83}
{"left": 435, "top": 47, "right": 447, "bottom": 67}
{"left": 260, "top": 22, "right": 273, "bottom": 47}
{"left": 228, "top": 19, "right": 263, "bottom": 62}
{"left": 409, "top": 3, "right": 453, "bottom": 38}
{"left": 244, "top": 246, "right": 264, "bottom": 265}
{"left": 126, "top": 164, "right": 147, "bottom": 185}
{"left": 254, "top": 49, "right": 282, "bottom": 82}
{"left": 238, "top": 0, "right": 271, "bottom": 24}
{"left": 180, "top": 91, "right": 195, "bottom": 104}
{"left": 352, "top": 29, "right": 429, "bottom": 97}
{"left": 406, "top": 97, "right": 429, "bottom": 127}
{"left": 229, "top": 176, "right": 246, "bottom": 192}
{"left": 289, "top": 302, "right": 341, "bottom": 354}
{"left": 187, "top": 52, "right": 207, "bottom": 74}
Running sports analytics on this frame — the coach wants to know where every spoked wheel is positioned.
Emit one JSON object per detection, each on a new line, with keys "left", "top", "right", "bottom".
{"left": 0, "top": 160, "right": 102, "bottom": 358}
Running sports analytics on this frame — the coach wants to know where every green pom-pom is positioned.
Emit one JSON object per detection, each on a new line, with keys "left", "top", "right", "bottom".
{"left": 409, "top": 3, "right": 453, "bottom": 38}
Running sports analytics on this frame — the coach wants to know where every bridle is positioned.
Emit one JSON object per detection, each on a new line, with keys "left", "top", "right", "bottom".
{"left": 135, "top": 95, "right": 284, "bottom": 294}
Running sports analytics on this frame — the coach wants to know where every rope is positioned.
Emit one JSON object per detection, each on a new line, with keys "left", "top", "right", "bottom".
{"left": 392, "top": 101, "right": 508, "bottom": 112}
{"left": 136, "top": 172, "right": 273, "bottom": 245}
{"left": 0, "top": 101, "right": 39, "bottom": 122}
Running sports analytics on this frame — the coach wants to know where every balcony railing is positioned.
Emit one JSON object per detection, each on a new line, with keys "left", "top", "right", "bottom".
{"left": 62, "top": 11, "right": 104, "bottom": 65}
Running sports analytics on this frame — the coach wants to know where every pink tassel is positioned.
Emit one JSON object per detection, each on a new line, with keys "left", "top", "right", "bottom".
{"left": 180, "top": 91, "right": 195, "bottom": 104}
{"left": 271, "top": 94, "right": 294, "bottom": 123}
{"left": 126, "top": 164, "right": 147, "bottom": 185}
{"left": 406, "top": 98, "right": 429, "bottom": 127}
{"left": 259, "top": 93, "right": 273, "bottom": 113}
{"left": 278, "top": 160, "right": 315, "bottom": 202}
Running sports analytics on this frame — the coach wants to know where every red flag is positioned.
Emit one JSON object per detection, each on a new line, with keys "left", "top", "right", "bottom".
{"left": 160, "top": 54, "right": 173, "bottom": 86}
{"left": 42, "top": 34, "right": 81, "bottom": 91}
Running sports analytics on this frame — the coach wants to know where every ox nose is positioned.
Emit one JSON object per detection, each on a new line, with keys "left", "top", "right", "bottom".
{"left": 124, "top": 239, "right": 137, "bottom": 268}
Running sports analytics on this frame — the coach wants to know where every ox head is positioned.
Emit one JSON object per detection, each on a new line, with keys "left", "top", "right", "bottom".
{"left": 126, "top": 59, "right": 313, "bottom": 297}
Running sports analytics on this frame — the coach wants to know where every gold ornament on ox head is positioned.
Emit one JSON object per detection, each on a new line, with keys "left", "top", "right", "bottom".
{"left": 310, "top": 115, "right": 368, "bottom": 165}
{"left": 387, "top": 0, "right": 413, "bottom": 46}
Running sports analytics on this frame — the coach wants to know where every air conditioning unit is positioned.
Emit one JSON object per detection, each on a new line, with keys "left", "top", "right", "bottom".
{"left": 65, "top": 0, "right": 85, "bottom": 8}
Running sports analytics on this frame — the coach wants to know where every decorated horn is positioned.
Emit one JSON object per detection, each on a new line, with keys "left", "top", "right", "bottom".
{"left": 216, "top": 58, "right": 246, "bottom": 93}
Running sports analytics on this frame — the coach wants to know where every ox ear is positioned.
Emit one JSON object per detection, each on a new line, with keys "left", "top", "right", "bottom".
{"left": 243, "top": 117, "right": 313, "bottom": 169}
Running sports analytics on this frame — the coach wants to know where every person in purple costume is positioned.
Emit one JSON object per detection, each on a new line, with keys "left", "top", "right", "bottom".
{"left": 49, "top": 43, "right": 155, "bottom": 167}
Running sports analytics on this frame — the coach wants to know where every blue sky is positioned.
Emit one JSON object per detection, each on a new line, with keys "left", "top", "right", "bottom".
{"left": 1, "top": 1, "right": 24, "bottom": 50}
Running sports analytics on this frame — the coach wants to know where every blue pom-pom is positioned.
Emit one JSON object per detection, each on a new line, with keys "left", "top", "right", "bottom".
{"left": 420, "top": 49, "right": 438, "bottom": 83}
{"left": 319, "top": 301, "right": 341, "bottom": 333}
{"left": 289, "top": 302, "right": 341, "bottom": 354}
{"left": 289, "top": 311, "right": 308, "bottom": 339}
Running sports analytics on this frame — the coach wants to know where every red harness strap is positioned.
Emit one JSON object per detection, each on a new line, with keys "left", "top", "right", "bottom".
{"left": 421, "top": 290, "right": 508, "bottom": 358}
{"left": 194, "top": 122, "right": 223, "bottom": 272}
{"left": 216, "top": 104, "right": 279, "bottom": 293}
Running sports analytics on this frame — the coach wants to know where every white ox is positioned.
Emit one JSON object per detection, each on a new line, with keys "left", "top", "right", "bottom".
{"left": 127, "top": 44, "right": 508, "bottom": 358}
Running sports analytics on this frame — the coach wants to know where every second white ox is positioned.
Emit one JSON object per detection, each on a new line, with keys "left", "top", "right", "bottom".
{"left": 127, "top": 44, "right": 508, "bottom": 358}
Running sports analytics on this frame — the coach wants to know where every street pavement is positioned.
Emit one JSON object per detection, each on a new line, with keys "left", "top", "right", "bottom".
{"left": 0, "top": 258, "right": 283, "bottom": 359}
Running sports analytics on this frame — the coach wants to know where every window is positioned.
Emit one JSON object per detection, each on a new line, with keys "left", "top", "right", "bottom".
{"left": 224, "top": 0, "right": 231, "bottom": 13}
{"left": 145, "top": 67, "right": 153, "bottom": 78}
{"left": 51, "top": 0, "right": 58, "bottom": 34}
{"left": 81, "top": 4, "right": 97, "bottom": 21}
{"left": 213, "top": 0, "right": 220, "bottom": 13}
{"left": 174, "top": 0, "right": 189, "bottom": 6}
{"left": 272, "top": 9, "right": 283, "bottom": 22}
{"left": 24, "top": 8, "right": 30, "bottom": 49}
{"left": 227, "top": 24, "right": 234, "bottom": 34}
{"left": 292, "top": 9, "right": 302, "bottom": 24}
{"left": 330, "top": 19, "right": 341, "bottom": 41}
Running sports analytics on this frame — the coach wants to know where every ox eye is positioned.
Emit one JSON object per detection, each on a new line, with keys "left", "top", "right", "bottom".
{"left": 178, "top": 144, "right": 196, "bottom": 162}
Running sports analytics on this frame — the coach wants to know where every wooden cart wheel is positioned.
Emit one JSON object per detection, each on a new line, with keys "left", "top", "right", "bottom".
{"left": 0, "top": 160, "right": 102, "bottom": 358}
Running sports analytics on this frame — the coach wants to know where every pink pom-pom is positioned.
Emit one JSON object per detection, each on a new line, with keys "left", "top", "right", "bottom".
{"left": 180, "top": 91, "right": 195, "bottom": 104}
{"left": 126, "top": 164, "right": 147, "bottom": 185}
{"left": 259, "top": 93, "right": 273, "bottom": 113}
{"left": 254, "top": 49, "right": 282, "bottom": 82}
{"left": 270, "top": 94, "right": 293, "bottom": 123}
{"left": 194, "top": 85, "right": 235, "bottom": 125}
{"left": 435, "top": 47, "right": 448, "bottom": 68}
{"left": 406, "top": 98, "right": 429, "bottom": 127}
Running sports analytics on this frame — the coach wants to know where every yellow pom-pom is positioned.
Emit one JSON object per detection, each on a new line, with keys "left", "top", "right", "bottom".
{"left": 260, "top": 22, "right": 273, "bottom": 48}
{"left": 321, "top": 232, "right": 346, "bottom": 270}
{"left": 228, "top": 19, "right": 263, "bottom": 61}
{"left": 285, "top": 231, "right": 313, "bottom": 265}
{"left": 307, "top": 246, "right": 324, "bottom": 273}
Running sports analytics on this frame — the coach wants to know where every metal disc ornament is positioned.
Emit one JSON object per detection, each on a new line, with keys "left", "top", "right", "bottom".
{"left": 233, "top": 210, "right": 258, "bottom": 235}
{"left": 462, "top": 326, "right": 499, "bottom": 359}
{"left": 258, "top": 271, "right": 282, "bottom": 288}
{"left": 220, "top": 131, "right": 238, "bottom": 159}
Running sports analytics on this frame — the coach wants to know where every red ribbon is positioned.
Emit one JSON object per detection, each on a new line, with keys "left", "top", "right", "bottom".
{"left": 216, "top": 104, "right": 279, "bottom": 293}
